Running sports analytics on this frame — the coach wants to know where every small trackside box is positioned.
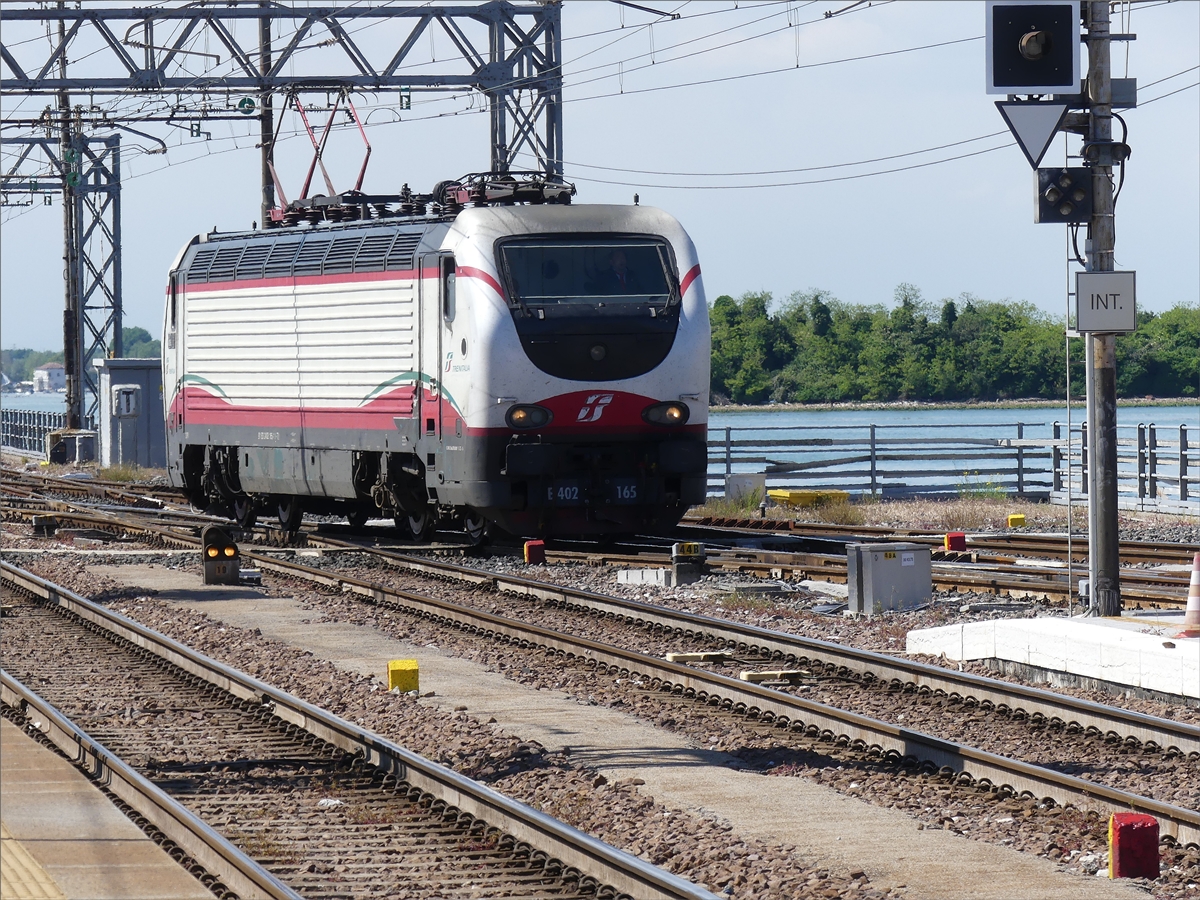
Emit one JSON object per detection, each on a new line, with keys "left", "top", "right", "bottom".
{"left": 846, "top": 542, "right": 931, "bottom": 617}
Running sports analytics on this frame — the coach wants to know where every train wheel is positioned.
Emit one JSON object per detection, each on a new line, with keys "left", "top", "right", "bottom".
{"left": 346, "top": 508, "right": 369, "bottom": 530}
{"left": 406, "top": 510, "right": 434, "bottom": 543}
{"left": 233, "top": 497, "right": 257, "bottom": 529}
{"left": 277, "top": 498, "right": 303, "bottom": 534}
{"left": 463, "top": 512, "right": 489, "bottom": 546}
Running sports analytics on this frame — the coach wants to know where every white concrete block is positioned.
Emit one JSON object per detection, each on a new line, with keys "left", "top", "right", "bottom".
{"left": 906, "top": 616, "right": 1200, "bottom": 699}
{"left": 617, "top": 568, "right": 673, "bottom": 587}
{"left": 962, "top": 621, "right": 998, "bottom": 661}
{"left": 1099, "top": 640, "right": 1145, "bottom": 689}
{"left": 1150, "top": 651, "right": 1184, "bottom": 697}
{"left": 800, "top": 580, "right": 849, "bottom": 599}
{"left": 1181, "top": 648, "right": 1200, "bottom": 698}
{"left": 904, "top": 623, "right": 962, "bottom": 657}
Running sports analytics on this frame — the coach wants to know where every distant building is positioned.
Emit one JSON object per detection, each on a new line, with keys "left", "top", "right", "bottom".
{"left": 33, "top": 362, "right": 65, "bottom": 392}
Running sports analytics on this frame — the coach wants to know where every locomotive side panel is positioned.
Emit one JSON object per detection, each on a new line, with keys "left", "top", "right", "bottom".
{"left": 184, "top": 285, "right": 301, "bottom": 433}
{"left": 293, "top": 278, "right": 420, "bottom": 452}
{"left": 167, "top": 225, "right": 430, "bottom": 505}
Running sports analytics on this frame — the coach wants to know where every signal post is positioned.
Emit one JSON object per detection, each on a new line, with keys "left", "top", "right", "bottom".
{"left": 987, "top": 0, "right": 1133, "bottom": 616}
{"left": 1082, "top": 1, "right": 1121, "bottom": 617}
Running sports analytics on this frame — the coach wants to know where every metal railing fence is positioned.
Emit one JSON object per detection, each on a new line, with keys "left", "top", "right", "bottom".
{"left": 707, "top": 420, "right": 1198, "bottom": 515}
{"left": 1050, "top": 422, "right": 1196, "bottom": 514}
{"left": 1, "top": 408, "right": 94, "bottom": 458}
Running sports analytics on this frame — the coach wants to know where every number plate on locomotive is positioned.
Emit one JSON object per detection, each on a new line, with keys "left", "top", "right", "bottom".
{"left": 605, "top": 477, "right": 640, "bottom": 505}
{"left": 546, "top": 480, "right": 584, "bottom": 506}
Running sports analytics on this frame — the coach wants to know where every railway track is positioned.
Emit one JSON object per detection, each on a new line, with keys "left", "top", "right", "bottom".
{"left": 299, "top": 534, "right": 1200, "bottom": 752}
{"left": 2, "top": 486, "right": 1191, "bottom": 606}
{"left": 1, "top": 467, "right": 186, "bottom": 508}
{"left": 683, "top": 515, "right": 1199, "bottom": 567}
{"left": 12, "top": 506, "right": 1200, "bottom": 851}
{"left": 7, "top": 491, "right": 1196, "bottom": 754}
{"left": 8, "top": 494, "right": 1200, "bottom": 898}
{"left": 0, "top": 564, "right": 718, "bottom": 900}
{"left": 534, "top": 543, "right": 1192, "bottom": 607}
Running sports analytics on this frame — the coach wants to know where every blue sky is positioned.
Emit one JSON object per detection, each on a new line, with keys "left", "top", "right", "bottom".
{"left": 2, "top": 0, "right": 1197, "bottom": 349}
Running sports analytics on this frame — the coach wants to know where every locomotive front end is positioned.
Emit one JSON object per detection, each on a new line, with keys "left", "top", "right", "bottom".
{"left": 450, "top": 205, "right": 710, "bottom": 537}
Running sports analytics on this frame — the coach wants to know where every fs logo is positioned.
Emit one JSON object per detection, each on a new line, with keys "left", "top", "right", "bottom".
{"left": 444, "top": 351, "right": 454, "bottom": 373}
{"left": 576, "top": 393, "right": 614, "bottom": 423}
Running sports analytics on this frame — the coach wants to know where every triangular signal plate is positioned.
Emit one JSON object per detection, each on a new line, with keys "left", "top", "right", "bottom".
{"left": 995, "top": 101, "right": 1069, "bottom": 169}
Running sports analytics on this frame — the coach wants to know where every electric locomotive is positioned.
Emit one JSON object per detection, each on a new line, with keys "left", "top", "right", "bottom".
{"left": 162, "top": 176, "right": 710, "bottom": 538}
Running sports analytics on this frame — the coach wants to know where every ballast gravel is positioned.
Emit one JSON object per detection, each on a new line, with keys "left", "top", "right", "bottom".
{"left": 420, "top": 548, "right": 1200, "bottom": 726}
{"left": 9, "top": 513, "right": 1200, "bottom": 900}
{"left": 19, "top": 551, "right": 1200, "bottom": 900}
{"left": 21, "top": 555, "right": 887, "bottom": 900}
{"left": 253, "top": 549, "right": 1200, "bottom": 811}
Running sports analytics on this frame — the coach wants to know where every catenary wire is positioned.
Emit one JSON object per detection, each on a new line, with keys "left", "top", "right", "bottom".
{"left": 544, "top": 141, "right": 1015, "bottom": 190}
{"left": 545, "top": 130, "right": 1009, "bottom": 178}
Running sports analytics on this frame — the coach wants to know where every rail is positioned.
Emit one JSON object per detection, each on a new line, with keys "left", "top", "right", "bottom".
{"left": 707, "top": 420, "right": 1198, "bottom": 514}
{"left": 4, "top": 504, "right": 1199, "bottom": 844}
{"left": 0, "top": 562, "right": 719, "bottom": 900}
{"left": 155, "top": 544, "right": 1200, "bottom": 847}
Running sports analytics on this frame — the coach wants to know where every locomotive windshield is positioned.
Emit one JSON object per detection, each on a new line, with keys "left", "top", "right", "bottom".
{"left": 497, "top": 234, "right": 683, "bottom": 381}
{"left": 498, "top": 237, "right": 676, "bottom": 315}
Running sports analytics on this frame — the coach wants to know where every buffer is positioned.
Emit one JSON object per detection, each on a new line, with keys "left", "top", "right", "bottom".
{"left": 995, "top": 100, "right": 1068, "bottom": 168}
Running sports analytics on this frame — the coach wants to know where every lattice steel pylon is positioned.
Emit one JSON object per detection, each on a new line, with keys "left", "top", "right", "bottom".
{"left": 1, "top": 133, "right": 122, "bottom": 426}
{"left": 2, "top": 1, "right": 564, "bottom": 427}
{"left": 68, "top": 134, "right": 123, "bottom": 425}
{"left": 1, "top": 2, "right": 564, "bottom": 175}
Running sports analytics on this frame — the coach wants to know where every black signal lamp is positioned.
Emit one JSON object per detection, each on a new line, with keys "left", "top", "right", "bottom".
{"left": 1035, "top": 166, "right": 1091, "bottom": 224}
{"left": 986, "top": 2, "right": 1080, "bottom": 95}
{"left": 506, "top": 404, "right": 552, "bottom": 430}
{"left": 642, "top": 401, "right": 690, "bottom": 427}
{"left": 1018, "top": 30, "right": 1052, "bottom": 61}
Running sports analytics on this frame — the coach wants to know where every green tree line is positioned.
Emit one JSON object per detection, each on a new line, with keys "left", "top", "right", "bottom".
{"left": 710, "top": 285, "right": 1200, "bottom": 404}
{"left": 2, "top": 326, "right": 161, "bottom": 384}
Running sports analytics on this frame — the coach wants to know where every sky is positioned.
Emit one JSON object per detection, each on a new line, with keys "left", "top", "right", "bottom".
{"left": 2, "top": 0, "right": 1197, "bottom": 350}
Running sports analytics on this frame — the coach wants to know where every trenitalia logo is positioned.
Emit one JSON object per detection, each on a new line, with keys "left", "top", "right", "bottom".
{"left": 576, "top": 393, "right": 614, "bottom": 423}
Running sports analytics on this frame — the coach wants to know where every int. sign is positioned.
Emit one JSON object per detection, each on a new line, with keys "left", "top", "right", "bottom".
{"left": 1075, "top": 271, "right": 1136, "bottom": 333}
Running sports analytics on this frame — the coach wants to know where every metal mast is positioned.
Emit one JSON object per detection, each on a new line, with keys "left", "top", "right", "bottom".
{"left": 1084, "top": 0, "right": 1121, "bottom": 615}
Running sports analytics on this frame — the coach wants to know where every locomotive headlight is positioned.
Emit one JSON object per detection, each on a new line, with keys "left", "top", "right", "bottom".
{"left": 642, "top": 401, "right": 689, "bottom": 426}
{"left": 506, "top": 405, "right": 552, "bottom": 429}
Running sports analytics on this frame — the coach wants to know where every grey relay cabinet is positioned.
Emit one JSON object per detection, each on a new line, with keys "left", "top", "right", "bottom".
{"left": 95, "top": 358, "right": 166, "bottom": 469}
{"left": 846, "top": 542, "right": 932, "bottom": 617}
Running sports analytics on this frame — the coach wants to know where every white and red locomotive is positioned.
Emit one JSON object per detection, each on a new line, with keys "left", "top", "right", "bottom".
{"left": 162, "top": 178, "right": 710, "bottom": 538}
